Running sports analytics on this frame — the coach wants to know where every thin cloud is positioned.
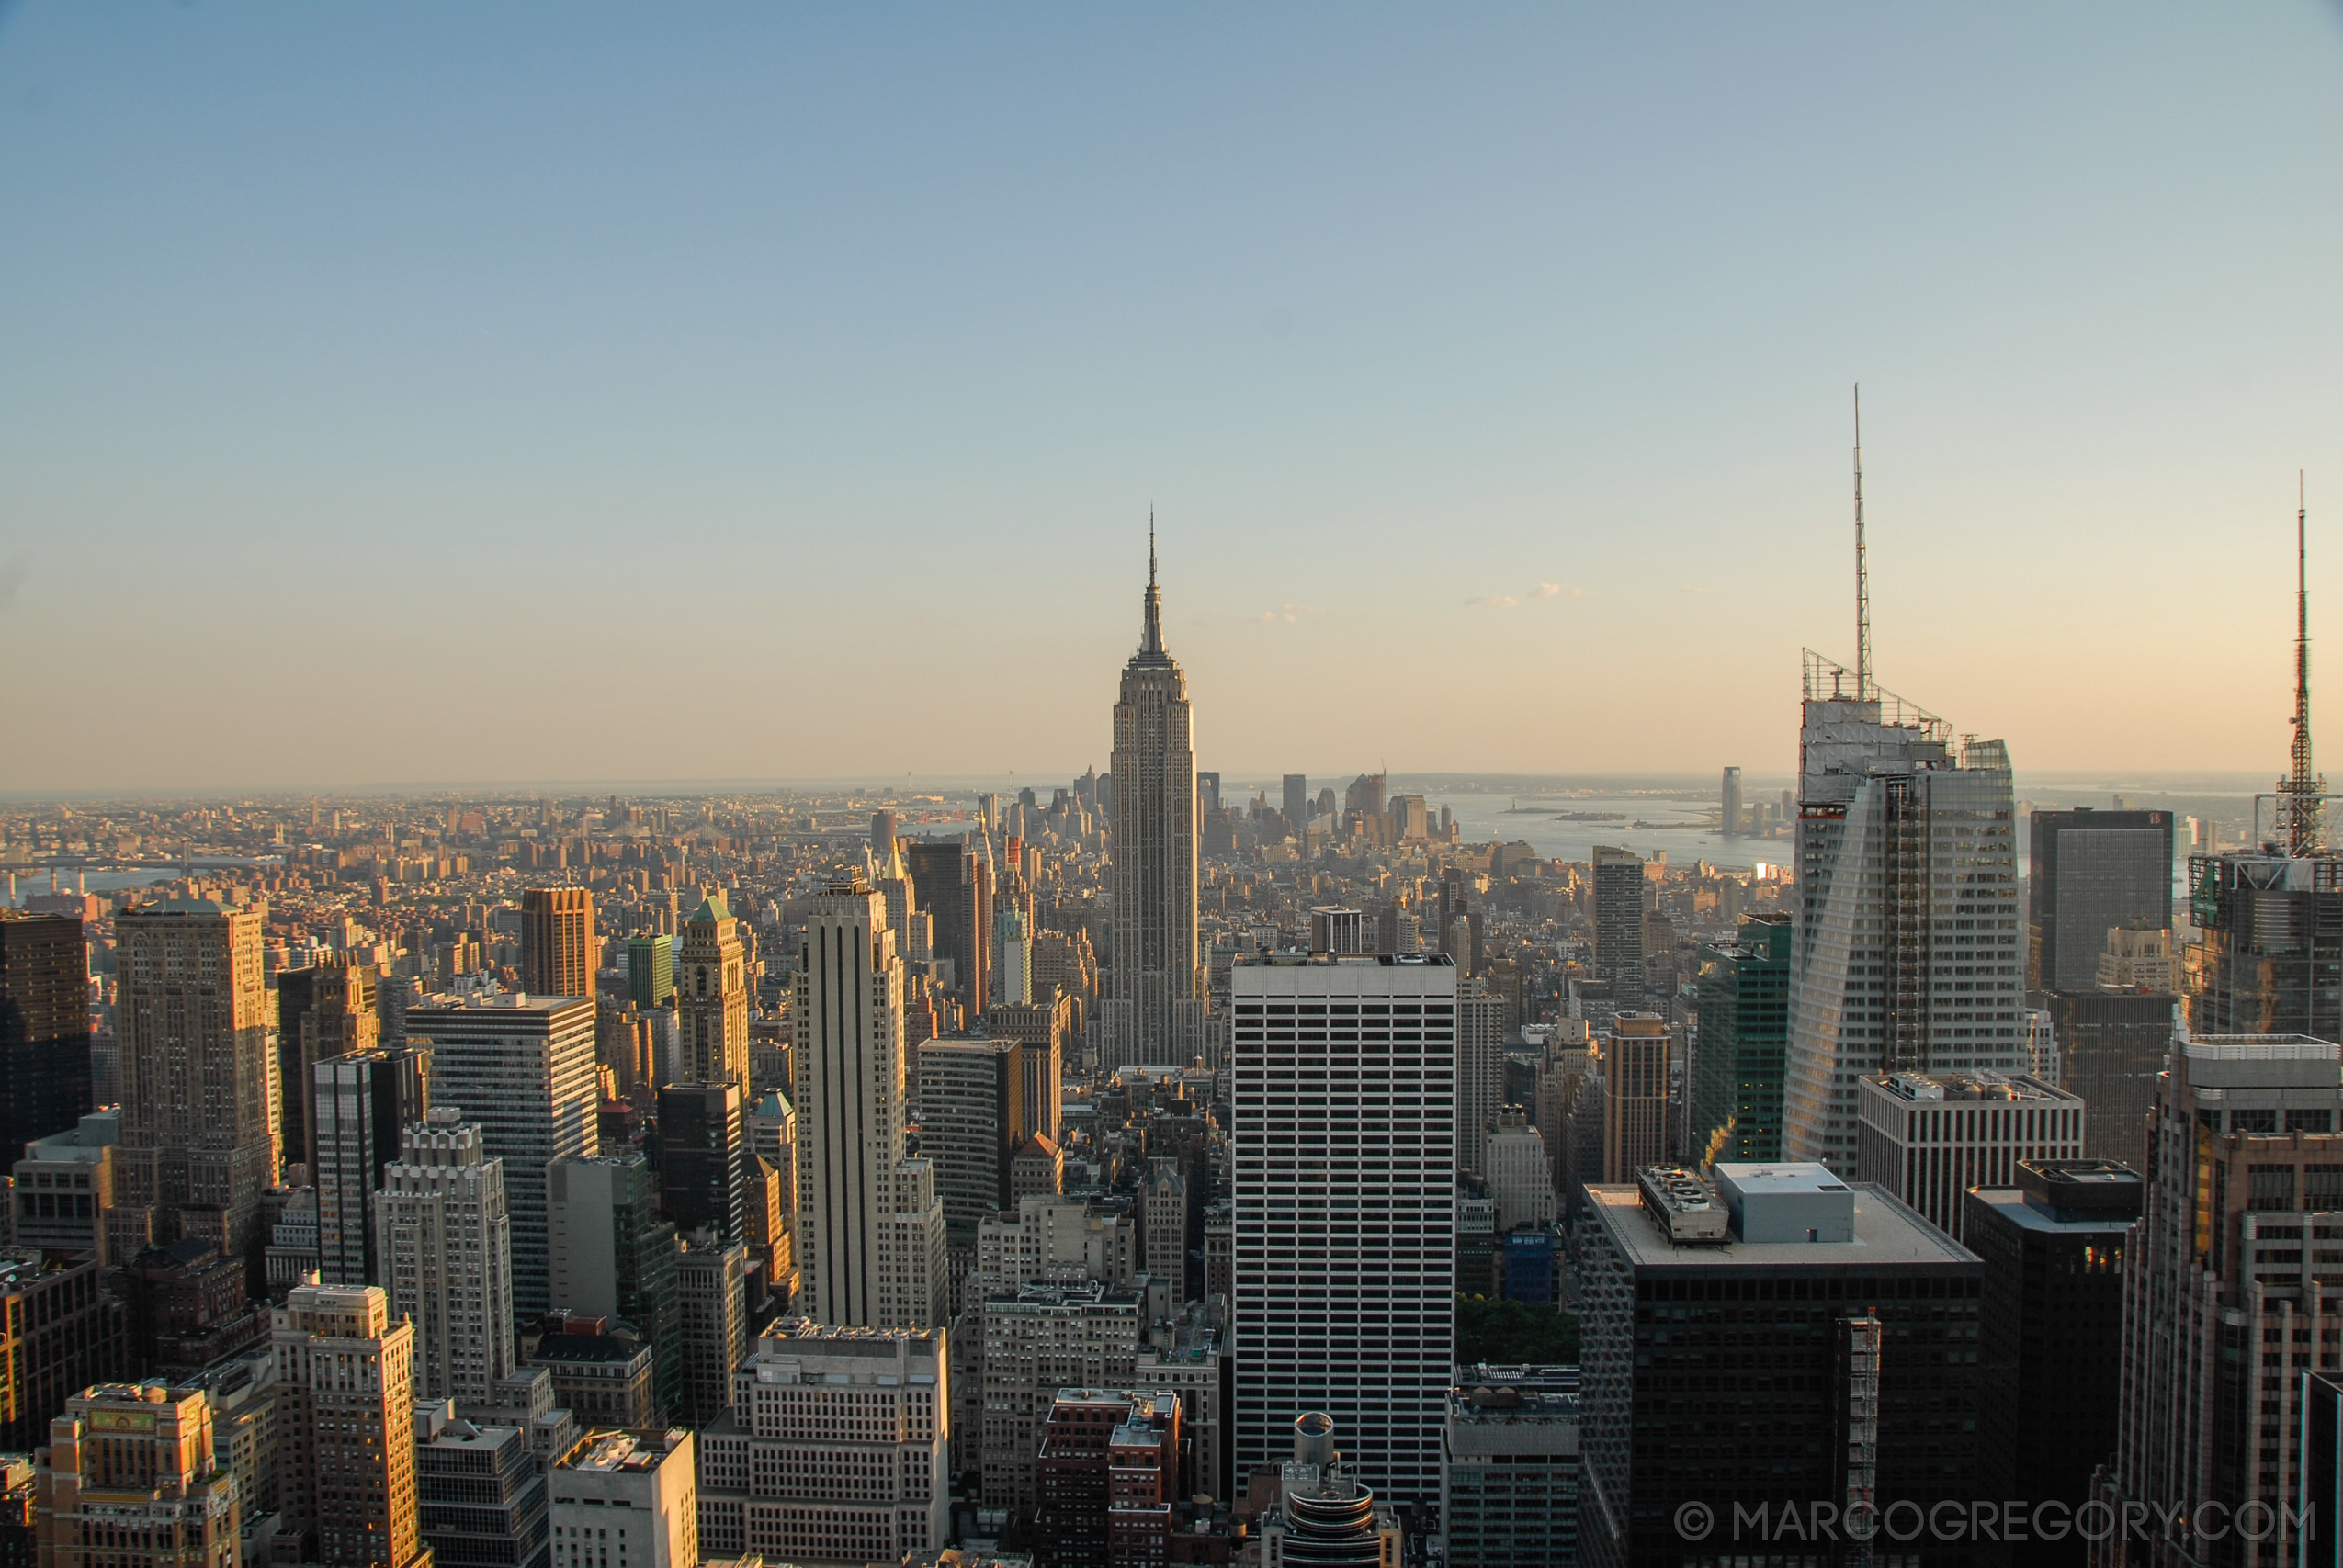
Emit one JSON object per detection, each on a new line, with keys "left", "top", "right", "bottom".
{"left": 0, "top": 556, "right": 26, "bottom": 615}
{"left": 1257, "top": 604, "right": 1324, "bottom": 625}
{"left": 1533, "top": 582, "right": 1562, "bottom": 599}
{"left": 1466, "top": 594, "right": 1521, "bottom": 610}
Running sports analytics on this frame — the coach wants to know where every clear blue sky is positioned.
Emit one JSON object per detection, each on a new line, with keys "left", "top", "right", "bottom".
{"left": 3, "top": 4, "right": 2339, "bottom": 789}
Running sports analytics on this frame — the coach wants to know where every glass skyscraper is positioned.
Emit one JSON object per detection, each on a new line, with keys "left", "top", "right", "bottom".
{"left": 1783, "top": 653, "right": 2024, "bottom": 1173}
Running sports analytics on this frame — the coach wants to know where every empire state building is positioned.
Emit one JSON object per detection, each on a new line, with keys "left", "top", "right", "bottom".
{"left": 1106, "top": 533, "right": 1203, "bottom": 1067}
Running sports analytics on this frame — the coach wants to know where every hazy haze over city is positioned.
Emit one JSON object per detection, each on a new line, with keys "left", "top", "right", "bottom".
{"left": 2, "top": 5, "right": 2340, "bottom": 789}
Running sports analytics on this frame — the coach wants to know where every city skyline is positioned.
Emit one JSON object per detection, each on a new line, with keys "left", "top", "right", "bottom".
{"left": 2, "top": 6, "right": 2340, "bottom": 788}
{"left": 12, "top": 9, "right": 2343, "bottom": 1563}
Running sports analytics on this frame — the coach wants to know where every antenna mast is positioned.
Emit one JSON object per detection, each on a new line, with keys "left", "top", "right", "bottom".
{"left": 1854, "top": 384, "right": 1873, "bottom": 701}
{"left": 2282, "top": 472, "right": 2324, "bottom": 856}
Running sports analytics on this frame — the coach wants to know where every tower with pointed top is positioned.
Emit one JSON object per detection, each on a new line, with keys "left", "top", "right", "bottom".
{"left": 1106, "top": 526, "right": 1204, "bottom": 1068}
{"left": 1783, "top": 401, "right": 2024, "bottom": 1172}
{"left": 677, "top": 888, "right": 750, "bottom": 1094}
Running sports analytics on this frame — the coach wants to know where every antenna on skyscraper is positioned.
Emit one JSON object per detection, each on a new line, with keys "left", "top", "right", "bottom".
{"left": 1853, "top": 384, "right": 1873, "bottom": 701}
{"left": 2281, "top": 472, "right": 2324, "bottom": 856}
{"left": 1149, "top": 505, "right": 1157, "bottom": 588}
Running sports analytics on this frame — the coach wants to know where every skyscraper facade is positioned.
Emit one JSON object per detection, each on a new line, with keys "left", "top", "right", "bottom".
{"left": 1598, "top": 1015, "right": 1671, "bottom": 1185}
{"left": 548, "top": 1430, "right": 697, "bottom": 1568}
{"left": 1590, "top": 848, "right": 1647, "bottom": 1011}
{"left": 1689, "top": 911, "right": 1792, "bottom": 1168}
{"left": 114, "top": 900, "right": 273, "bottom": 1272}
{"left": 917, "top": 1037, "right": 1013, "bottom": 1249}
{"left": 405, "top": 993, "right": 598, "bottom": 1319}
{"left": 277, "top": 955, "right": 380, "bottom": 1178}
{"left": 989, "top": 993, "right": 1069, "bottom": 1146}
{"left": 2027, "top": 807, "right": 2175, "bottom": 992}
{"left": 1964, "top": 1159, "right": 2140, "bottom": 1568}
{"left": 35, "top": 1384, "right": 241, "bottom": 1568}
{"left": 413, "top": 1408, "right": 549, "bottom": 1568}
{"left": 1578, "top": 1168, "right": 1978, "bottom": 1568}
{"left": 693, "top": 1325, "right": 950, "bottom": 1566}
{"left": 1852, "top": 1068, "right": 2085, "bottom": 1241}
{"left": 1282, "top": 774, "right": 1309, "bottom": 835}
{"left": 1455, "top": 981, "right": 1507, "bottom": 1179}
{"left": 906, "top": 839, "right": 989, "bottom": 1016}
{"left": 656, "top": 1082, "right": 747, "bottom": 1243}
{"left": 376, "top": 1107, "right": 515, "bottom": 1406}
{"left": 520, "top": 887, "right": 595, "bottom": 1000}
{"left": 1230, "top": 953, "right": 1455, "bottom": 1509}
{"left": 673, "top": 1235, "right": 746, "bottom": 1429}
{"left": 2185, "top": 845, "right": 2343, "bottom": 1040}
{"left": 792, "top": 874, "right": 946, "bottom": 1328}
{"left": 626, "top": 932, "right": 674, "bottom": 1009}
{"left": 675, "top": 891, "right": 749, "bottom": 1094}
{"left": 2110, "top": 1034, "right": 2343, "bottom": 1567}
{"left": 0, "top": 909, "right": 89, "bottom": 1168}
{"left": 273, "top": 1281, "right": 429, "bottom": 1568}
{"left": 312, "top": 1045, "right": 430, "bottom": 1285}
{"left": 991, "top": 901, "right": 1033, "bottom": 1008}
{"left": 546, "top": 1153, "right": 681, "bottom": 1420}
{"left": 1719, "top": 765, "right": 1742, "bottom": 838}
{"left": 1106, "top": 539, "right": 1203, "bottom": 1069}
{"left": 0, "top": 1250, "right": 126, "bottom": 1452}
{"left": 2042, "top": 988, "right": 2175, "bottom": 1167}
{"left": 1783, "top": 654, "right": 2023, "bottom": 1173}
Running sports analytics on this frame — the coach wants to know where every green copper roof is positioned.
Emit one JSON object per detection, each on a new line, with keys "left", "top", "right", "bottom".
{"left": 691, "top": 888, "right": 730, "bottom": 924}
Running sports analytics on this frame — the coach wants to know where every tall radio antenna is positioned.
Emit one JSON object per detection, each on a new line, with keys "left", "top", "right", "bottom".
{"left": 1854, "top": 384, "right": 1873, "bottom": 701}
{"left": 2281, "top": 472, "right": 2324, "bottom": 856}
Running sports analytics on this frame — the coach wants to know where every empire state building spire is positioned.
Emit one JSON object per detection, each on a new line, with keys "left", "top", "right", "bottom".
{"left": 1138, "top": 511, "right": 1166, "bottom": 660}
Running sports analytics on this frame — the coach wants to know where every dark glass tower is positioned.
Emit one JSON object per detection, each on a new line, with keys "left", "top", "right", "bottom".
{"left": 1964, "top": 1159, "right": 2140, "bottom": 1568}
{"left": 0, "top": 910, "right": 89, "bottom": 1163}
{"left": 2027, "top": 807, "right": 2174, "bottom": 992}
{"left": 1690, "top": 912, "right": 1792, "bottom": 1166}
{"left": 656, "top": 1082, "right": 746, "bottom": 1244}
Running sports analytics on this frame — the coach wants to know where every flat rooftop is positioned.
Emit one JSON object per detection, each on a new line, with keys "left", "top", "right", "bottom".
{"left": 411, "top": 991, "right": 592, "bottom": 1015}
{"left": 1864, "top": 1070, "right": 2076, "bottom": 1104}
{"left": 1713, "top": 1162, "right": 1848, "bottom": 1197}
{"left": 1968, "top": 1187, "right": 2138, "bottom": 1235}
{"left": 1587, "top": 1183, "right": 1977, "bottom": 1269}
{"left": 1447, "top": 1390, "right": 1579, "bottom": 1457}
{"left": 557, "top": 1430, "right": 675, "bottom": 1473}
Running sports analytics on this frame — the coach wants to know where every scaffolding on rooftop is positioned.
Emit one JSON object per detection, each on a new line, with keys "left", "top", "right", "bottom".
{"left": 1801, "top": 649, "right": 1952, "bottom": 744}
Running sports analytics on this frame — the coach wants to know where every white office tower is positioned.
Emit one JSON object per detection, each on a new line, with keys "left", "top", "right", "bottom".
{"left": 405, "top": 992, "right": 598, "bottom": 1318}
{"left": 1231, "top": 953, "right": 1456, "bottom": 1510}
{"left": 375, "top": 1107, "right": 515, "bottom": 1405}
{"left": 992, "top": 900, "right": 1033, "bottom": 1008}
{"left": 1783, "top": 652, "right": 2022, "bottom": 1174}
{"left": 792, "top": 874, "right": 947, "bottom": 1328}
{"left": 1106, "top": 532, "right": 1205, "bottom": 1068}
{"left": 1485, "top": 1112, "right": 1558, "bottom": 1232}
{"left": 694, "top": 1324, "right": 949, "bottom": 1566}
{"left": 549, "top": 1429, "right": 696, "bottom": 1568}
